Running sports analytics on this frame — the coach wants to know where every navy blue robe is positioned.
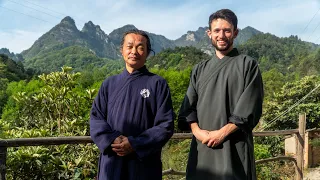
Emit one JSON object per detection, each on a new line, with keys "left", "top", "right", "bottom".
{"left": 90, "top": 66, "right": 174, "bottom": 180}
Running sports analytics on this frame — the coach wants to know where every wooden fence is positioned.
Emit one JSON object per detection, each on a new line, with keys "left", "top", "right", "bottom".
{"left": 0, "top": 114, "right": 306, "bottom": 180}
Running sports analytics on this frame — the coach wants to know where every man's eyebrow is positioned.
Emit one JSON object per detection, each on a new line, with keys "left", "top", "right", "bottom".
{"left": 214, "top": 27, "right": 231, "bottom": 30}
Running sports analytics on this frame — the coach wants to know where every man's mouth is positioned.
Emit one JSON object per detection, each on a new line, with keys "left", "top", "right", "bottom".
{"left": 129, "top": 56, "right": 138, "bottom": 60}
{"left": 217, "top": 40, "right": 227, "bottom": 45}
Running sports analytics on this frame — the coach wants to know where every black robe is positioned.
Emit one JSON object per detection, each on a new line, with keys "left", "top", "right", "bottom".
{"left": 178, "top": 49, "right": 264, "bottom": 180}
{"left": 90, "top": 66, "right": 174, "bottom": 180}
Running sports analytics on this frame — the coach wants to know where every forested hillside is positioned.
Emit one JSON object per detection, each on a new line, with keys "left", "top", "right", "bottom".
{"left": 23, "top": 45, "right": 115, "bottom": 73}
{"left": 0, "top": 48, "right": 24, "bottom": 62}
{"left": 147, "top": 46, "right": 210, "bottom": 70}
{"left": 0, "top": 54, "right": 31, "bottom": 115}
{"left": 238, "top": 34, "right": 319, "bottom": 74}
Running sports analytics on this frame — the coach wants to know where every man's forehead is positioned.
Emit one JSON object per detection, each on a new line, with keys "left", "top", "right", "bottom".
{"left": 125, "top": 34, "right": 147, "bottom": 40}
{"left": 124, "top": 37, "right": 146, "bottom": 46}
{"left": 211, "top": 18, "right": 234, "bottom": 27}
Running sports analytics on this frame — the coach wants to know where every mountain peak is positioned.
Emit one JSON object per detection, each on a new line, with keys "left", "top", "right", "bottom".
{"left": 0, "top": 48, "right": 24, "bottom": 61}
{"left": 174, "top": 27, "right": 208, "bottom": 46}
{"left": 85, "top": 21, "right": 95, "bottom": 27}
{"left": 108, "top": 24, "right": 138, "bottom": 46}
{"left": 81, "top": 20, "right": 107, "bottom": 42}
{"left": 57, "top": 16, "right": 78, "bottom": 32}
{"left": 121, "top": 24, "right": 137, "bottom": 30}
{"left": 241, "top": 26, "right": 262, "bottom": 34}
{"left": 82, "top": 21, "right": 103, "bottom": 32}
{"left": 0, "top": 48, "right": 10, "bottom": 54}
{"left": 61, "top": 16, "right": 76, "bottom": 25}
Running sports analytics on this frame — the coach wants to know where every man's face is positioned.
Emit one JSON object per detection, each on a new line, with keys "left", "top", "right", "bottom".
{"left": 121, "top": 33, "right": 148, "bottom": 70}
{"left": 207, "top": 18, "right": 238, "bottom": 52}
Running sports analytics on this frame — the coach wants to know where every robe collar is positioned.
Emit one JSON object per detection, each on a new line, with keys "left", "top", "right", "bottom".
{"left": 214, "top": 48, "right": 239, "bottom": 60}
{"left": 121, "top": 65, "right": 149, "bottom": 77}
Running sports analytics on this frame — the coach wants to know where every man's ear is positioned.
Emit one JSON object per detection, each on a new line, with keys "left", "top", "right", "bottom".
{"left": 206, "top": 29, "right": 212, "bottom": 39}
{"left": 233, "top": 28, "right": 239, "bottom": 39}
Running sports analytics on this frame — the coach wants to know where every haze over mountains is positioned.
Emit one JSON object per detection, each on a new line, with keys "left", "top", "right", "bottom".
{"left": 1, "top": 16, "right": 262, "bottom": 61}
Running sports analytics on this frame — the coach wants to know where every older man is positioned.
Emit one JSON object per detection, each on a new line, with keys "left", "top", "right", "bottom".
{"left": 90, "top": 29, "right": 174, "bottom": 180}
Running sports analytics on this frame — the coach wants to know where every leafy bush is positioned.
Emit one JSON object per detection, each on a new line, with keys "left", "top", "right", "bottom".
{"left": 0, "top": 67, "right": 98, "bottom": 179}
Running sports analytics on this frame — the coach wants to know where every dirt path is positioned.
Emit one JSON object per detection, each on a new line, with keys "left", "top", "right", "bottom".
{"left": 304, "top": 167, "right": 320, "bottom": 180}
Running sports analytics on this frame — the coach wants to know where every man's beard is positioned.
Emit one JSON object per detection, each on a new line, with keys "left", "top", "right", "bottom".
{"left": 211, "top": 38, "right": 234, "bottom": 52}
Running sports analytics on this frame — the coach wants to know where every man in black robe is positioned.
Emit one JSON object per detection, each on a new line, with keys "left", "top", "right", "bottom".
{"left": 90, "top": 29, "right": 174, "bottom": 180}
{"left": 178, "top": 9, "right": 264, "bottom": 180}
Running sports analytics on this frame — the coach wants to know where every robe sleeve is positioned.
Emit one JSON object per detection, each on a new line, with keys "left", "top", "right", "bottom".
{"left": 90, "top": 80, "right": 122, "bottom": 154}
{"left": 177, "top": 65, "right": 199, "bottom": 131}
{"left": 128, "top": 79, "right": 174, "bottom": 160}
{"left": 228, "top": 59, "right": 264, "bottom": 133}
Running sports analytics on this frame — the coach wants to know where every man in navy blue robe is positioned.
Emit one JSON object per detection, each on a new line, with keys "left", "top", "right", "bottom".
{"left": 90, "top": 29, "right": 174, "bottom": 180}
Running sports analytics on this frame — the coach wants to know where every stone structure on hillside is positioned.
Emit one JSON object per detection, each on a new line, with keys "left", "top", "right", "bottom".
{"left": 285, "top": 129, "right": 320, "bottom": 168}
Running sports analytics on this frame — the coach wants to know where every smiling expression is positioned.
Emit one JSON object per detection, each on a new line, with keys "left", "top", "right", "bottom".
{"left": 207, "top": 18, "right": 238, "bottom": 53}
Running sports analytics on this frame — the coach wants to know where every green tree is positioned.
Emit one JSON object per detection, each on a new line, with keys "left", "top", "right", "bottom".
{"left": 261, "top": 75, "right": 320, "bottom": 131}
{"left": 262, "top": 68, "right": 286, "bottom": 100}
{"left": 147, "top": 46, "right": 210, "bottom": 70}
{"left": 150, "top": 68, "right": 191, "bottom": 131}
{"left": 0, "top": 67, "right": 98, "bottom": 179}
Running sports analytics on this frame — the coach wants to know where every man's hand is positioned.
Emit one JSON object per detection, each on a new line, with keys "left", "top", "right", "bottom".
{"left": 202, "top": 123, "right": 238, "bottom": 147}
{"left": 202, "top": 130, "right": 226, "bottom": 147}
{"left": 113, "top": 135, "right": 123, "bottom": 144}
{"left": 190, "top": 122, "right": 209, "bottom": 142}
{"left": 194, "top": 129, "right": 210, "bottom": 142}
{"left": 111, "top": 136, "right": 134, "bottom": 156}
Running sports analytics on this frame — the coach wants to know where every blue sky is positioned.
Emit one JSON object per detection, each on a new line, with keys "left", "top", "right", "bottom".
{"left": 1, "top": 0, "right": 320, "bottom": 53}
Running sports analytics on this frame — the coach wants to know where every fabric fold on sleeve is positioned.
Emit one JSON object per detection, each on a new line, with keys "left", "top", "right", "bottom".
{"left": 229, "top": 59, "right": 264, "bottom": 133}
{"left": 178, "top": 65, "right": 199, "bottom": 132}
{"left": 90, "top": 81, "right": 122, "bottom": 155}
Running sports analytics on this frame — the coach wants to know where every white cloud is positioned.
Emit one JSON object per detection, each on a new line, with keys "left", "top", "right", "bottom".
{"left": 237, "top": 0, "right": 320, "bottom": 43}
{"left": 0, "top": 30, "right": 42, "bottom": 53}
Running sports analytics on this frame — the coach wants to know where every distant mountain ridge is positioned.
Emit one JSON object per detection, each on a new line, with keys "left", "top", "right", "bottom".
{"left": 108, "top": 24, "right": 176, "bottom": 54}
{"left": 0, "top": 48, "right": 24, "bottom": 62}
{"left": 0, "top": 16, "right": 304, "bottom": 72}
{"left": 21, "top": 16, "right": 119, "bottom": 60}
{"left": 18, "top": 16, "right": 263, "bottom": 60}
{"left": 174, "top": 27, "right": 207, "bottom": 47}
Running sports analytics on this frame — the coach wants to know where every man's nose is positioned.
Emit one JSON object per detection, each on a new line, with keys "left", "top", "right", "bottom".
{"left": 218, "top": 31, "right": 225, "bottom": 38}
{"left": 130, "top": 47, "right": 137, "bottom": 54}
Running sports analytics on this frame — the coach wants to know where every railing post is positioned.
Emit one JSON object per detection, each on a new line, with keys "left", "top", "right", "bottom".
{"left": 0, "top": 146, "right": 7, "bottom": 180}
{"left": 295, "top": 113, "right": 306, "bottom": 180}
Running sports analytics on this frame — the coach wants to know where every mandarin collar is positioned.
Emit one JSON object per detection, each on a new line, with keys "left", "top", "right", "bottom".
{"left": 121, "top": 65, "right": 149, "bottom": 77}
{"left": 214, "top": 48, "right": 239, "bottom": 60}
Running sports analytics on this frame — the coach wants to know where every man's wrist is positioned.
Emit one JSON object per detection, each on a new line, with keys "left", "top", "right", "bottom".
{"left": 220, "top": 123, "right": 238, "bottom": 137}
{"left": 190, "top": 122, "right": 200, "bottom": 133}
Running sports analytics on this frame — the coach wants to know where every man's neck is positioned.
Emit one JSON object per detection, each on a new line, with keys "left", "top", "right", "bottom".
{"left": 126, "top": 66, "right": 135, "bottom": 74}
{"left": 215, "top": 47, "right": 233, "bottom": 59}
{"left": 125, "top": 65, "right": 144, "bottom": 74}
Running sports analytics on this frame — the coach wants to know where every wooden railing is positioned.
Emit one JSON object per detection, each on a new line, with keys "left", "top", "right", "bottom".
{"left": 0, "top": 114, "right": 306, "bottom": 180}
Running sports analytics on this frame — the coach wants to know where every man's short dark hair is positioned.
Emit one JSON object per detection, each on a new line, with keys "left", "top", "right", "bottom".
{"left": 208, "top": 9, "right": 238, "bottom": 30}
{"left": 120, "top": 29, "right": 152, "bottom": 56}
